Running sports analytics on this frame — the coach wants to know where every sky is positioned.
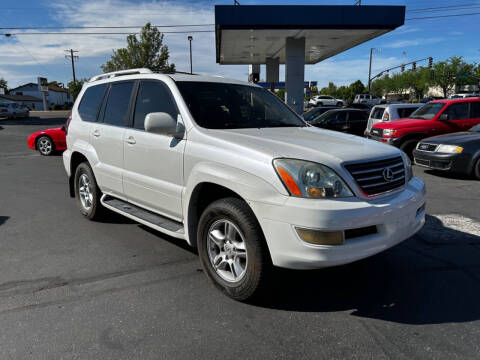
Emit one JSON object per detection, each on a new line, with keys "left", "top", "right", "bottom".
{"left": 0, "top": 0, "right": 479, "bottom": 90}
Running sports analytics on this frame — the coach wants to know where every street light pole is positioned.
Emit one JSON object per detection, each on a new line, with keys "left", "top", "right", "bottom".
{"left": 368, "top": 47, "right": 373, "bottom": 93}
{"left": 188, "top": 36, "right": 193, "bottom": 74}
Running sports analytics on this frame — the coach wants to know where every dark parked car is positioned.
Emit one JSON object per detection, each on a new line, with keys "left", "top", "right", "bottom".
{"left": 413, "top": 124, "right": 480, "bottom": 179}
{"left": 303, "top": 106, "right": 338, "bottom": 122}
{"left": 346, "top": 103, "right": 373, "bottom": 111}
{"left": 309, "top": 108, "right": 369, "bottom": 136}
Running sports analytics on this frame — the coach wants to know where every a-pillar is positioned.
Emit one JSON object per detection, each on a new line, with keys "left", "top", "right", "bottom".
{"left": 285, "top": 37, "right": 305, "bottom": 114}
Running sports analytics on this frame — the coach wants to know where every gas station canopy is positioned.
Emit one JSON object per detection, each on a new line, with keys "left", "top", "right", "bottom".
{"left": 215, "top": 5, "right": 405, "bottom": 65}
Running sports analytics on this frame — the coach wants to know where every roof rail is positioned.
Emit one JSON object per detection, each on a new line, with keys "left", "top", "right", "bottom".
{"left": 89, "top": 68, "right": 153, "bottom": 82}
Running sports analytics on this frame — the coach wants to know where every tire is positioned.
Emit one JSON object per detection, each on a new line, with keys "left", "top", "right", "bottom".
{"left": 399, "top": 139, "right": 418, "bottom": 159}
{"left": 474, "top": 158, "right": 480, "bottom": 180}
{"left": 74, "top": 162, "right": 105, "bottom": 220}
{"left": 197, "top": 197, "right": 270, "bottom": 301}
{"left": 317, "top": 102, "right": 323, "bottom": 107}
{"left": 36, "top": 136, "right": 54, "bottom": 156}
{"left": 336, "top": 102, "right": 342, "bottom": 107}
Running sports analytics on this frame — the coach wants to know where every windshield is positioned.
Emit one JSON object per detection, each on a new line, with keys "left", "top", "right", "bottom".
{"left": 410, "top": 103, "right": 445, "bottom": 120}
{"left": 176, "top": 81, "right": 306, "bottom": 129}
{"left": 470, "top": 124, "right": 480, "bottom": 132}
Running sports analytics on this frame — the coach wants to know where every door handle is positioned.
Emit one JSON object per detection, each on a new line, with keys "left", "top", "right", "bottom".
{"left": 125, "top": 136, "right": 136, "bottom": 144}
{"left": 92, "top": 129, "right": 100, "bottom": 138}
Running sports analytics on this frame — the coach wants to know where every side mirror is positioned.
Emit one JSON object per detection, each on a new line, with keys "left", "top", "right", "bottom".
{"left": 439, "top": 113, "right": 449, "bottom": 121}
{"left": 61, "top": 125, "right": 66, "bottom": 132}
{"left": 144, "top": 112, "right": 184, "bottom": 138}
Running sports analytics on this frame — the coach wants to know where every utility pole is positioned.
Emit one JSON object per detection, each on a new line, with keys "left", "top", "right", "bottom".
{"left": 368, "top": 48, "right": 373, "bottom": 93}
{"left": 65, "top": 49, "right": 79, "bottom": 83}
{"left": 188, "top": 36, "right": 193, "bottom": 74}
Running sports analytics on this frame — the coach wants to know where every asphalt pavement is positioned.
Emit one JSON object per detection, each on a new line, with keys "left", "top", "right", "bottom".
{"left": 0, "top": 113, "right": 479, "bottom": 359}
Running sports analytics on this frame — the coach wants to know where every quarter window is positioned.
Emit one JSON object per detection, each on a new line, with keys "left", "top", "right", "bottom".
{"left": 78, "top": 84, "right": 107, "bottom": 122}
{"left": 133, "top": 81, "right": 178, "bottom": 130}
{"left": 445, "top": 103, "right": 469, "bottom": 120}
{"left": 103, "top": 82, "right": 134, "bottom": 126}
{"left": 470, "top": 102, "right": 480, "bottom": 118}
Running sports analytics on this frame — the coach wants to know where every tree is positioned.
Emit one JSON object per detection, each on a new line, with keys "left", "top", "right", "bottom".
{"left": 0, "top": 78, "right": 7, "bottom": 92}
{"left": 67, "top": 78, "right": 87, "bottom": 100}
{"left": 101, "top": 22, "right": 175, "bottom": 73}
{"left": 431, "top": 56, "right": 476, "bottom": 98}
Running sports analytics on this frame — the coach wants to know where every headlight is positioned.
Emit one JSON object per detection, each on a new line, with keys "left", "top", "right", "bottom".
{"left": 437, "top": 144, "right": 463, "bottom": 153}
{"left": 383, "top": 129, "right": 397, "bottom": 137}
{"left": 273, "top": 159, "right": 353, "bottom": 198}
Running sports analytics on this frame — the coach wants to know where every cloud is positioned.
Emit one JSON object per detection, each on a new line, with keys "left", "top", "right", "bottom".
{"left": 394, "top": 26, "right": 420, "bottom": 35}
{"left": 0, "top": 0, "right": 216, "bottom": 82}
{"left": 382, "top": 37, "right": 445, "bottom": 49}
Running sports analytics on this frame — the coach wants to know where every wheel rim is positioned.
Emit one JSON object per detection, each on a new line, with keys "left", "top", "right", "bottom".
{"left": 78, "top": 173, "right": 93, "bottom": 210}
{"left": 38, "top": 138, "right": 52, "bottom": 155}
{"left": 207, "top": 219, "right": 248, "bottom": 283}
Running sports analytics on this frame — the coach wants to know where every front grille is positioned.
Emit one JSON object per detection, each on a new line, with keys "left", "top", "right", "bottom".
{"left": 344, "top": 156, "right": 406, "bottom": 196}
{"left": 370, "top": 128, "right": 383, "bottom": 137}
{"left": 417, "top": 142, "right": 438, "bottom": 152}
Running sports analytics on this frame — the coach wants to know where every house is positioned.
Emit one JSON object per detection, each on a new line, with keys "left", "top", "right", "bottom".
{"left": 9, "top": 82, "right": 72, "bottom": 108}
{"left": 0, "top": 94, "right": 43, "bottom": 110}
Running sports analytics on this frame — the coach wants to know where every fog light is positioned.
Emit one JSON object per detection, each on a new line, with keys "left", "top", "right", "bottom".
{"left": 296, "top": 227, "right": 344, "bottom": 245}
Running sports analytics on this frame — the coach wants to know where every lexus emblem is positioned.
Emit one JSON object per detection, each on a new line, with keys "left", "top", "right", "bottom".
{"left": 383, "top": 167, "right": 394, "bottom": 182}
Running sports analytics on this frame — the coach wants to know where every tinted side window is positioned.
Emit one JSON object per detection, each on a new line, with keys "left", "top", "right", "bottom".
{"left": 445, "top": 103, "right": 469, "bottom": 120}
{"left": 371, "top": 108, "right": 385, "bottom": 119}
{"left": 333, "top": 112, "right": 347, "bottom": 123}
{"left": 103, "top": 82, "right": 134, "bottom": 126}
{"left": 78, "top": 84, "right": 107, "bottom": 122}
{"left": 398, "top": 107, "right": 417, "bottom": 118}
{"left": 133, "top": 81, "right": 178, "bottom": 130}
{"left": 470, "top": 102, "right": 480, "bottom": 118}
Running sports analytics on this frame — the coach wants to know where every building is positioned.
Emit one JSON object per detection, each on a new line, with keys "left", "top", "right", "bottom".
{"left": 9, "top": 83, "right": 72, "bottom": 108}
{"left": 0, "top": 94, "right": 43, "bottom": 110}
{"left": 215, "top": 4, "right": 405, "bottom": 114}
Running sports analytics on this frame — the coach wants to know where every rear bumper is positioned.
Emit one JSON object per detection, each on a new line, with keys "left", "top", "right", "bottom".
{"left": 250, "top": 178, "right": 426, "bottom": 269}
{"left": 413, "top": 149, "right": 471, "bottom": 174}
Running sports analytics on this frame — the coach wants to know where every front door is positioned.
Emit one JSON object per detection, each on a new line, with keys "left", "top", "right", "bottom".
{"left": 90, "top": 81, "right": 134, "bottom": 196}
{"left": 441, "top": 102, "right": 471, "bottom": 133}
{"left": 123, "top": 80, "right": 185, "bottom": 220}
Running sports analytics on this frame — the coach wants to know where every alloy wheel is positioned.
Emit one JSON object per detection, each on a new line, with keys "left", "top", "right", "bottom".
{"left": 38, "top": 138, "right": 52, "bottom": 155}
{"left": 207, "top": 219, "right": 248, "bottom": 283}
{"left": 78, "top": 173, "right": 93, "bottom": 210}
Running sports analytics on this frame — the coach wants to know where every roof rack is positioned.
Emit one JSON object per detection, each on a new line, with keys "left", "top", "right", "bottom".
{"left": 89, "top": 68, "right": 153, "bottom": 82}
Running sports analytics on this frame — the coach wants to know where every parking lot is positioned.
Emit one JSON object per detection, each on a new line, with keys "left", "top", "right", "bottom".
{"left": 1, "top": 113, "right": 479, "bottom": 359}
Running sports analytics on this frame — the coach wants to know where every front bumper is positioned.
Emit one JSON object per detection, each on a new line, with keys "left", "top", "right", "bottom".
{"left": 367, "top": 134, "right": 401, "bottom": 146}
{"left": 413, "top": 149, "right": 471, "bottom": 174}
{"left": 250, "top": 178, "right": 426, "bottom": 269}
{"left": 27, "top": 134, "right": 36, "bottom": 150}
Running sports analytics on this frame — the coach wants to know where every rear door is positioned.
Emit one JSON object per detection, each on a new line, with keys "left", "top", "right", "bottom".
{"left": 347, "top": 110, "right": 368, "bottom": 136}
{"left": 123, "top": 80, "right": 185, "bottom": 220}
{"left": 90, "top": 81, "right": 135, "bottom": 196}
{"left": 468, "top": 101, "right": 480, "bottom": 128}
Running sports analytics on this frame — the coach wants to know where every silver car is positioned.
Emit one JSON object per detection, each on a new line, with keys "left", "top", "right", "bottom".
{"left": 0, "top": 102, "right": 29, "bottom": 119}
{"left": 365, "top": 103, "right": 423, "bottom": 135}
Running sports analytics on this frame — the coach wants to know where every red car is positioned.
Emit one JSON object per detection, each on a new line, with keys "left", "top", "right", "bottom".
{"left": 369, "top": 98, "right": 480, "bottom": 156}
{"left": 27, "top": 125, "right": 67, "bottom": 156}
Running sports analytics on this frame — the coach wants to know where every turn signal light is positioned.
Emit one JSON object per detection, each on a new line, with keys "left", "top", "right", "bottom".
{"left": 276, "top": 167, "right": 302, "bottom": 196}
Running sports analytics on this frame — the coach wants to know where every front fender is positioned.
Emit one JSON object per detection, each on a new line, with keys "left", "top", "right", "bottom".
{"left": 183, "top": 161, "right": 287, "bottom": 246}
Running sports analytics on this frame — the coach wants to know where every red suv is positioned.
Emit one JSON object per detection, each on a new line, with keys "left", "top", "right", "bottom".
{"left": 369, "top": 98, "right": 480, "bottom": 156}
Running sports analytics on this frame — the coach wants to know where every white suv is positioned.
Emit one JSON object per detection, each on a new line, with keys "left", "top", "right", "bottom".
{"left": 309, "top": 95, "right": 344, "bottom": 107}
{"left": 63, "top": 68, "right": 426, "bottom": 300}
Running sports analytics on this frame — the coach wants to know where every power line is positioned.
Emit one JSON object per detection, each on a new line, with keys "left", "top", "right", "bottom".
{"left": 13, "top": 37, "right": 52, "bottom": 76}
{"left": 407, "top": 3, "right": 480, "bottom": 13}
{"left": 2, "top": 30, "right": 215, "bottom": 36}
{"left": 406, "top": 11, "right": 480, "bottom": 20}
{"left": 0, "top": 24, "right": 214, "bottom": 30}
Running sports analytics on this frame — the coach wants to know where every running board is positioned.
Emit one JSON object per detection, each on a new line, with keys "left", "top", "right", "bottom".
{"left": 101, "top": 195, "right": 185, "bottom": 239}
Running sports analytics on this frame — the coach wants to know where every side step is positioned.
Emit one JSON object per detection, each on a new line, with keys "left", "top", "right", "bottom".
{"left": 101, "top": 195, "right": 185, "bottom": 239}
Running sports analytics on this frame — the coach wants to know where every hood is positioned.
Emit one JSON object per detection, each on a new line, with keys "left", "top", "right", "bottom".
{"left": 202, "top": 126, "right": 400, "bottom": 168}
{"left": 373, "top": 117, "right": 430, "bottom": 129}
{"left": 421, "top": 131, "right": 480, "bottom": 145}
